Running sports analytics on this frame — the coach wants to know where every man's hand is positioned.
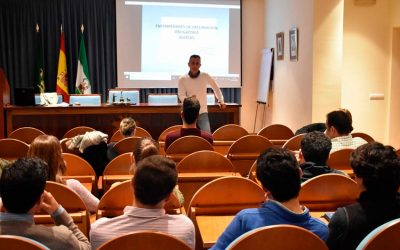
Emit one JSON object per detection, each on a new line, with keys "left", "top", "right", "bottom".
{"left": 40, "top": 191, "right": 60, "bottom": 215}
{"left": 218, "top": 102, "right": 226, "bottom": 109}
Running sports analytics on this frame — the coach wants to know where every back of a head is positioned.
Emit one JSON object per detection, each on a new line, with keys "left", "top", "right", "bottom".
{"left": 256, "top": 147, "right": 300, "bottom": 202}
{"left": 120, "top": 117, "right": 136, "bottom": 137}
{"left": 0, "top": 157, "right": 48, "bottom": 213}
{"left": 133, "top": 137, "right": 160, "bottom": 163}
{"left": 133, "top": 155, "right": 177, "bottom": 206}
{"left": 326, "top": 109, "right": 353, "bottom": 135}
{"left": 28, "top": 134, "right": 66, "bottom": 181}
{"left": 182, "top": 96, "right": 200, "bottom": 125}
{"left": 351, "top": 142, "right": 400, "bottom": 197}
{"left": 301, "top": 131, "right": 332, "bottom": 165}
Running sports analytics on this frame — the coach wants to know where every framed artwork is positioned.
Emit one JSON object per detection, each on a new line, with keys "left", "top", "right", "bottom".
{"left": 276, "top": 32, "right": 284, "bottom": 60}
{"left": 289, "top": 28, "right": 298, "bottom": 61}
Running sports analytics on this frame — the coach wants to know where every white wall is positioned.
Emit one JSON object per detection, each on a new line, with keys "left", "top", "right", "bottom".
{"left": 240, "top": 0, "right": 265, "bottom": 133}
{"left": 341, "top": 0, "right": 391, "bottom": 143}
{"left": 260, "top": 0, "right": 314, "bottom": 133}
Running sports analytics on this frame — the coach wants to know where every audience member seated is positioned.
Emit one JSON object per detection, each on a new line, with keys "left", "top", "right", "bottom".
{"left": 327, "top": 142, "right": 400, "bottom": 250}
{"left": 211, "top": 147, "right": 328, "bottom": 250}
{"left": 28, "top": 135, "right": 99, "bottom": 213}
{"left": 325, "top": 109, "right": 367, "bottom": 152}
{"left": 299, "top": 131, "right": 346, "bottom": 182}
{"left": 119, "top": 137, "right": 184, "bottom": 206}
{"left": 164, "top": 96, "right": 213, "bottom": 150}
{"left": 90, "top": 155, "right": 195, "bottom": 249}
{"left": 107, "top": 117, "right": 136, "bottom": 161}
{"left": 0, "top": 157, "right": 90, "bottom": 249}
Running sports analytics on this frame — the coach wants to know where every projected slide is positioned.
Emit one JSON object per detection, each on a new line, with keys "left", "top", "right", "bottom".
{"left": 116, "top": 0, "right": 241, "bottom": 88}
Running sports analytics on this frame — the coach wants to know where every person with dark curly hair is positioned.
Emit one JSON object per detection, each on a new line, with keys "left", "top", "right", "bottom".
{"left": 327, "top": 142, "right": 400, "bottom": 250}
{"left": 211, "top": 148, "right": 328, "bottom": 250}
{"left": 299, "top": 131, "right": 346, "bottom": 182}
{"left": 325, "top": 109, "right": 367, "bottom": 152}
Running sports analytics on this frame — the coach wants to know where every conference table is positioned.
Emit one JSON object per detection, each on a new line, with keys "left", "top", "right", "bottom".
{"left": 3, "top": 103, "right": 240, "bottom": 139}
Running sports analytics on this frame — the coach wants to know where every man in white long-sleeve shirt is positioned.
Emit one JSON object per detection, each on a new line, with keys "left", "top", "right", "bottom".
{"left": 178, "top": 54, "right": 226, "bottom": 133}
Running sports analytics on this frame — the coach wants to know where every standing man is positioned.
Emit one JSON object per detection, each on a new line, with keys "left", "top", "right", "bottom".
{"left": 178, "top": 54, "right": 226, "bottom": 133}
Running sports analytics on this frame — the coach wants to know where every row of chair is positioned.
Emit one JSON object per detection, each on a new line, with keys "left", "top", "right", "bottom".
{"left": 3, "top": 217, "right": 399, "bottom": 250}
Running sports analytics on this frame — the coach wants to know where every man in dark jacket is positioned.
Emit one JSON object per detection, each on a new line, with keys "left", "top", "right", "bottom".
{"left": 299, "top": 131, "right": 346, "bottom": 182}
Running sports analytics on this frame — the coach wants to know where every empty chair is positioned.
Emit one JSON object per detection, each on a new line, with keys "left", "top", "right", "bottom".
{"left": 351, "top": 132, "right": 375, "bottom": 143}
{"left": 148, "top": 94, "right": 178, "bottom": 104}
{"left": 165, "top": 136, "right": 214, "bottom": 163}
{"left": 35, "top": 181, "right": 90, "bottom": 236}
{"left": 356, "top": 218, "right": 400, "bottom": 250}
{"left": 108, "top": 88, "right": 139, "bottom": 104}
{"left": 327, "top": 148, "right": 354, "bottom": 171}
{"left": 97, "top": 180, "right": 182, "bottom": 219}
{"left": 188, "top": 176, "right": 265, "bottom": 249}
{"left": 69, "top": 94, "right": 101, "bottom": 106}
{"left": 0, "top": 138, "right": 29, "bottom": 160}
{"left": 8, "top": 127, "right": 45, "bottom": 144}
{"left": 97, "top": 231, "right": 191, "bottom": 250}
{"left": 177, "top": 150, "right": 234, "bottom": 209}
{"left": 299, "top": 173, "right": 359, "bottom": 211}
{"left": 212, "top": 124, "right": 249, "bottom": 155}
{"left": 227, "top": 135, "right": 273, "bottom": 176}
{"left": 257, "top": 124, "right": 294, "bottom": 146}
{"left": 111, "top": 136, "right": 142, "bottom": 155}
{"left": 62, "top": 153, "right": 97, "bottom": 192}
{"left": 0, "top": 235, "right": 50, "bottom": 250}
{"left": 63, "top": 126, "right": 95, "bottom": 139}
{"left": 226, "top": 225, "right": 328, "bottom": 250}
{"left": 282, "top": 133, "right": 306, "bottom": 151}
{"left": 102, "top": 152, "right": 133, "bottom": 192}
{"left": 247, "top": 160, "right": 260, "bottom": 185}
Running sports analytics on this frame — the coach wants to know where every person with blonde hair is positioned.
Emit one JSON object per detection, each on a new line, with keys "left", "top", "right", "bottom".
{"left": 107, "top": 117, "right": 137, "bottom": 161}
{"left": 28, "top": 135, "right": 99, "bottom": 213}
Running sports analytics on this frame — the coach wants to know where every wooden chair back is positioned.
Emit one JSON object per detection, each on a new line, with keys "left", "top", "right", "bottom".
{"left": 212, "top": 124, "right": 248, "bottom": 155}
{"left": 188, "top": 176, "right": 265, "bottom": 250}
{"left": 0, "top": 138, "right": 29, "bottom": 160}
{"left": 62, "top": 126, "right": 95, "bottom": 139}
{"left": 97, "top": 231, "right": 191, "bottom": 250}
{"left": 257, "top": 124, "right": 294, "bottom": 146}
{"left": 165, "top": 136, "right": 214, "bottom": 163}
{"left": 227, "top": 135, "right": 273, "bottom": 176}
{"left": 110, "top": 127, "right": 152, "bottom": 142}
{"left": 112, "top": 136, "right": 141, "bottom": 155}
{"left": 299, "top": 174, "right": 360, "bottom": 211}
{"left": 247, "top": 161, "right": 261, "bottom": 185}
{"left": 0, "top": 235, "right": 50, "bottom": 250}
{"left": 327, "top": 148, "right": 354, "bottom": 171}
{"left": 351, "top": 132, "right": 374, "bottom": 143}
{"left": 356, "top": 218, "right": 400, "bottom": 250}
{"left": 177, "top": 150, "right": 233, "bottom": 173}
{"left": 102, "top": 152, "right": 133, "bottom": 191}
{"left": 158, "top": 125, "right": 182, "bottom": 154}
{"left": 97, "top": 180, "right": 182, "bottom": 219}
{"left": 62, "top": 153, "right": 97, "bottom": 192}
{"left": 35, "top": 181, "right": 90, "bottom": 236}
{"left": 8, "top": 127, "right": 45, "bottom": 144}
{"left": 177, "top": 150, "right": 234, "bottom": 210}
{"left": 282, "top": 133, "right": 305, "bottom": 151}
{"left": 188, "top": 176, "right": 265, "bottom": 217}
{"left": 226, "top": 225, "right": 328, "bottom": 250}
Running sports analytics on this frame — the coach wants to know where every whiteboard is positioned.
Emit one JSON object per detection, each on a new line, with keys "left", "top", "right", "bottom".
{"left": 257, "top": 49, "right": 273, "bottom": 104}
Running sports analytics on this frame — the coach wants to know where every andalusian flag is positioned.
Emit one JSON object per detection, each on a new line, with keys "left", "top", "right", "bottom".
{"left": 75, "top": 25, "right": 91, "bottom": 94}
{"left": 56, "top": 25, "right": 69, "bottom": 103}
{"left": 34, "top": 24, "right": 45, "bottom": 93}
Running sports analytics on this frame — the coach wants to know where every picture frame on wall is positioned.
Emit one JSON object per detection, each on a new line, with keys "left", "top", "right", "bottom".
{"left": 289, "top": 28, "right": 298, "bottom": 61}
{"left": 276, "top": 32, "right": 284, "bottom": 60}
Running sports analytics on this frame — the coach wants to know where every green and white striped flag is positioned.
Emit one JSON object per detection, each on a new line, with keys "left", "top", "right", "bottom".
{"left": 75, "top": 25, "right": 91, "bottom": 94}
